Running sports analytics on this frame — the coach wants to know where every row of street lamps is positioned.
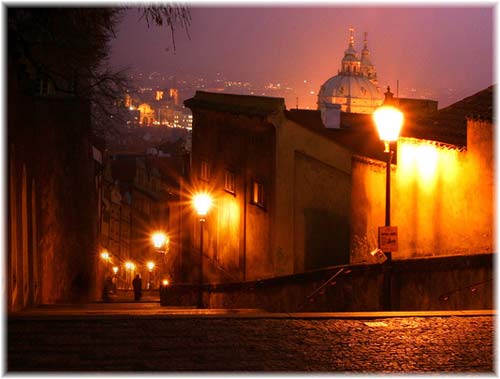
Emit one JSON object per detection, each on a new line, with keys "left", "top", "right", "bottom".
{"left": 186, "top": 101, "right": 402, "bottom": 308}
{"left": 99, "top": 105, "right": 402, "bottom": 308}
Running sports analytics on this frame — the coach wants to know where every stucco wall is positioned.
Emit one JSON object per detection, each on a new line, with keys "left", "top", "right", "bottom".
{"left": 293, "top": 151, "right": 351, "bottom": 271}
{"left": 189, "top": 109, "right": 276, "bottom": 283}
{"left": 351, "top": 119, "right": 494, "bottom": 263}
{"left": 273, "top": 114, "right": 352, "bottom": 275}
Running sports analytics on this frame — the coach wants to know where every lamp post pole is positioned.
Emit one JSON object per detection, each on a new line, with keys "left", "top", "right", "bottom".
{"left": 198, "top": 217, "right": 205, "bottom": 309}
{"left": 383, "top": 146, "right": 394, "bottom": 311}
{"left": 385, "top": 148, "right": 394, "bottom": 262}
{"left": 373, "top": 104, "right": 404, "bottom": 312}
{"left": 193, "top": 192, "right": 212, "bottom": 309}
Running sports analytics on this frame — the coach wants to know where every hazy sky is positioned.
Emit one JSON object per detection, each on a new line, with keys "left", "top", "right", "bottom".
{"left": 110, "top": 5, "right": 494, "bottom": 108}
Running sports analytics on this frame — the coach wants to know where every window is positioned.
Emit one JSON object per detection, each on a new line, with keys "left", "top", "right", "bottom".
{"left": 251, "top": 180, "right": 265, "bottom": 208}
{"left": 224, "top": 170, "right": 236, "bottom": 194}
{"left": 200, "top": 160, "right": 209, "bottom": 181}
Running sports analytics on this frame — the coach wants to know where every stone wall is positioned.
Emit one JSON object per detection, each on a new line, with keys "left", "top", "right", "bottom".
{"left": 8, "top": 79, "right": 99, "bottom": 309}
{"left": 161, "top": 253, "right": 493, "bottom": 312}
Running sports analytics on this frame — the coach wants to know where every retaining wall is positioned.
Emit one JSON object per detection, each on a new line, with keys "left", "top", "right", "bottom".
{"left": 161, "top": 253, "right": 493, "bottom": 312}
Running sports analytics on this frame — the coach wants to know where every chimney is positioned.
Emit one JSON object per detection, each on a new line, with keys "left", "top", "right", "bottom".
{"left": 321, "top": 103, "right": 341, "bottom": 129}
{"left": 383, "top": 86, "right": 395, "bottom": 105}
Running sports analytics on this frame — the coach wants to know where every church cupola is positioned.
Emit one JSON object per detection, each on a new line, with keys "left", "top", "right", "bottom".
{"left": 341, "top": 27, "right": 361, "bottom": 75}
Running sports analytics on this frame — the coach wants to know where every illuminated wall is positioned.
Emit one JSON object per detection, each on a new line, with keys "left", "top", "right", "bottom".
{"left": 188, "top": 107, "right": 276, "bottom": 283}
{"left": 273, "top": 113, "right": 352, "bottom": 275}
{"left": 351, "top": 118, "right": 494, "bottom": 263}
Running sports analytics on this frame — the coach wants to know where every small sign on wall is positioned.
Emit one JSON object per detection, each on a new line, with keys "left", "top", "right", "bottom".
{"left": 379, "top": 226, "right": 398, "bottom": 252}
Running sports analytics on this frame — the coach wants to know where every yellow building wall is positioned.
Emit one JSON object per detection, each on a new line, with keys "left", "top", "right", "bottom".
{"left": 272, "top": 114, "right": 353, "bottom": 275}
{"left": 351, "top": 119, "right": 494, "bottom": 263}
{"left": 293, "top": 151, "right": 351, "bottom": 272}
{"left": 214, "top": 193, "right": 241, "bottom": 276}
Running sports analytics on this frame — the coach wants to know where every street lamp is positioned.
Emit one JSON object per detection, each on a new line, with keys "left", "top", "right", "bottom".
{"left": 112, "top": 266, "right": 119, "bottom": 291}
{"left": 147, "top": 261, "right": 155, "bottom": 289}
{"left": 152, "top": 232, "right": 169, "bottom": 253}
{"left": 125, "top": 261, "right": 136, "bottom": 290}
{"left": 193, "top": 192, "right": 213, "bottom": 309}
{"left": 373, "top": 105, "right": 404, "bottom": 230}
{"left": 100, "top": 250, "right": 110, "bottom": 261}
{"left": 373, "top": 105, "right": 404, "bottom": 312}
{"left": 100, "top": 250, "right": 111, "bottom": 284}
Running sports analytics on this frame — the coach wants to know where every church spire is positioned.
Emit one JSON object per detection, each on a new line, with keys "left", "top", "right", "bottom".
{"left": 360, "top": 31, "right": 377, "bottom": 83}
{"left": 349, "top": 26, "right": 355, "bottom": 47}
{"left": 342, "top": 27, "right": 360, "bottom": 75}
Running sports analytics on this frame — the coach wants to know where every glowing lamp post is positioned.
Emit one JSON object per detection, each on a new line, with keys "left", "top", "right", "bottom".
{"left": 125, "top": 261, "right": 136, "bottom": 290}
{"left": 152, "top": 232, "right": 169, "bottom": 253}
{"left": 373, "top": 105, "right": 404, "bottom": 311}
{"left": 125, "top": 261, "right": 135, "bottom": 271}
{"left": 147, "top": 261, "right": 155, "bottom": 289}
{"left": 193, "top": 192, "right": 213, "bottom": 309}
{"left": 373, "top": 105, "right": 404, "bottom": 229}
{"left": 100, "top": 251, "right": 110, "bottom": 261}
{"left": 100, "top": 250, "right": 111, "bottom": 281}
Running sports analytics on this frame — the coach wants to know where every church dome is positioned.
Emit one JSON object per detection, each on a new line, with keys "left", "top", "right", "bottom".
{"left": 319, "top": 75, "right": 380, "bottom": 101}
{"left": 317, "top": 28, "right": 382, "bottom": 114}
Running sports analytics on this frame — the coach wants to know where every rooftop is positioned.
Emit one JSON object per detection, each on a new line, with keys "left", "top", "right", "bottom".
{"left": 286, "top": 85, "right": 494, "bottom": 160}
{"left": 184, "top": 91, "right": 286, "bottom": 117}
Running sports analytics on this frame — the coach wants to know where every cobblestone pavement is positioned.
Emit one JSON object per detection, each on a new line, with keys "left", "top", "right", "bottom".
{"left": 8, "top": 312, "right": 494, "bottom": 373}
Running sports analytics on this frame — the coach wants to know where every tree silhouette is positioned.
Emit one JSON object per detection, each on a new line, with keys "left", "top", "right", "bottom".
{"left": 8, "top": 6, "right": 191, "bottom": 133}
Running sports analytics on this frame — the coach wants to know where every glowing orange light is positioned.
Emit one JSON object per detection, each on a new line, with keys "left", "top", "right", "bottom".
{"left": 125, "top": 261, "right": 135, "bottom": 271}
{"left": 112, "top": 266, "right": 119, "bottom": 274}
{"left": 152, "top": 232, "right": 168, "bottom": 249}
{"left": 100, "top": 251, "right": 110, "bottom": 261}
{"left": 373, "top": 106, "right": 404, "bottom": 150}
{"left": 193, "top": 192, "right": 213, "bottom": 216}
{"left": 147, "top": 261, "right": 155, "bottom": 271}
{"left": 162, "top": 279, "right": 170, "bottom": 286}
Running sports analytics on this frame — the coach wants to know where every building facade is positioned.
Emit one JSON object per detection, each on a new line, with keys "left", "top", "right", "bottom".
{"left": 184, "top": 88, "right": 494, "bottom": 285}
{"left": 99, "top": 150, "right": 188, "bottom": 289}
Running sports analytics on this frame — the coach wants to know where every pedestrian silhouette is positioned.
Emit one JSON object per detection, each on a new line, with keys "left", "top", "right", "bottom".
{"left": 132, "top": 274, "right": 142, "bottom": 301}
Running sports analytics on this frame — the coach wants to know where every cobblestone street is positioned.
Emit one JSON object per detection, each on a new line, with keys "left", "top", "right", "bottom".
{"left": 7, "top": 307, "right": 494, "bottom": 373}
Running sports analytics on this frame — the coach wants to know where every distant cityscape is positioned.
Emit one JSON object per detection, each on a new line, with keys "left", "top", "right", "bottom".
{"left": 123, "top": 68, "right": 476, "bottom": 130}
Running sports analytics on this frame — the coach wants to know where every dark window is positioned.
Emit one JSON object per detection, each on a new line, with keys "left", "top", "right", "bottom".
{"left": 224, "top": 170, "right": 236, "bottom": 194}
{"left": 200, "top": 160, "right": 209, "bottom": 181}
{"left": 251, "top": 180, "right": 265, "bottom": 208}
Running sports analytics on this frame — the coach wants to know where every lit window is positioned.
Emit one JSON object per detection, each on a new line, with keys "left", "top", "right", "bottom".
{"left": 200, "top": 160, "right": 209, "bottom": 181}
{"left": 251, "top": 180, "right": 265, "bottom": 208}
{"left": 224, "top": 170, "right": 236, "bottom": 194}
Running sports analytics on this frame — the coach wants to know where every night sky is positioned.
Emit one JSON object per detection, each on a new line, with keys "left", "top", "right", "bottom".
{"left": 110, "top": 5, "right": 494, "bottom": 109}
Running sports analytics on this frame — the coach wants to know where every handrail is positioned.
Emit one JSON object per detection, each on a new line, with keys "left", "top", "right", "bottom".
{"left": 297, "top": 267, "right": 350, "bottom": 310}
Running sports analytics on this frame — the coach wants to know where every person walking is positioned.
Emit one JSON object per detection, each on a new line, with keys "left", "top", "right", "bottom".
{"left": 132, "top": 274, "right": 142, "bottom": 301}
